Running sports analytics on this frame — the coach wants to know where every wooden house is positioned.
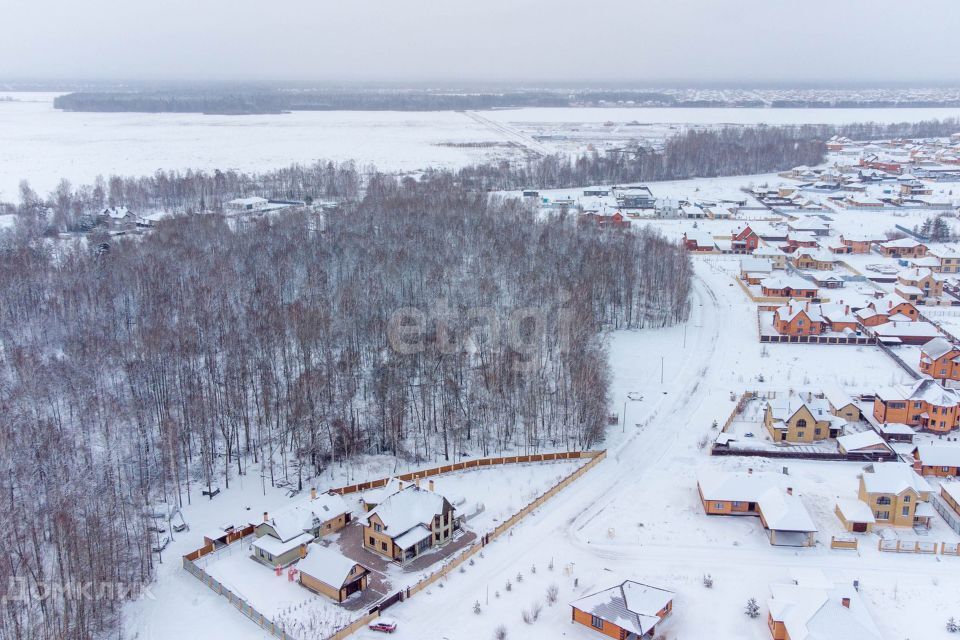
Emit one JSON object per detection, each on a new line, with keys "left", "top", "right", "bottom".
{"left": 298, "top": 544, "right": 370, "bottom": 602}
{"left": 760, "top": 276, "right": 819, "bottom": 299}
{"left": 878, "top": 238, "right": 927, "bottom": 258}
{"left": 873, "top": 379, "right": 960, "bottom": 433}
{"left": 767, "top": 572, "right": 880, "bottom": 640}
{"left": 912, "top": 444, "right": 960, "bottom": 477}
{"left": 362, "top": 484, "right": 458, "bottom": 563}
{"left": 919, "top": 337, "right": 960, "bottom": 382}
{"left": 571, "top": 581, "right": 673, "bottom": 639}
{"left": 697, "top": 470, "right": 817, "bottom": 547}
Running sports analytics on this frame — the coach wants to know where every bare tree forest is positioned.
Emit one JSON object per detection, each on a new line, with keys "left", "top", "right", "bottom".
{"left": 0, "top": 168, "right": 690, "bottom": 639}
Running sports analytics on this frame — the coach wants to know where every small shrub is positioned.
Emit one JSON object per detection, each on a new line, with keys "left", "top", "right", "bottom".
{"left": 745, "top": 597, "right": 760, "bottom": 619}
{"left": 505, "top": 579, "right": 512, "bottom": 592}
{"left": 494, "top": 625, "right": 508, "bottom": 640}
{"left": 703, "top": 574, "right": 713, "bottom": 589}
{"left": 473, "top": 600, "right": 481, "bottom": 615}
{"left": 516, "top": 572, "right": 524, "bottom": 583}
{"left": 546, "top": 584, "right": 559, "bottom": 605}
{"left": 948, "top": 617, "right": 959, "bottom": 633}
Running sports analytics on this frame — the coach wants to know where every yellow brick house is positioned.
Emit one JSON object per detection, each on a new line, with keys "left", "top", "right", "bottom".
{"left": 764, "top": 392, "right": 847, "bottom": 443}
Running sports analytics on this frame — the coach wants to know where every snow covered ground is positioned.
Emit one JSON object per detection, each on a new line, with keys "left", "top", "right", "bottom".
{"left": 3, "top": 91, "right": 960, "bottom": 198}
{"left": 347, "top": 259, "right": 960, "bottom": 640}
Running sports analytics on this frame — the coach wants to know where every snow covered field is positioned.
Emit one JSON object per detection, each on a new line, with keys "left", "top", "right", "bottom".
{"left": 3, "top": 91, "right": 960, "bottom": 198}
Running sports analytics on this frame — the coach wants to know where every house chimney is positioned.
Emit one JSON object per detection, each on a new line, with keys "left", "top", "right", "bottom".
{"left": 786, "top": 487, "right": 794, "bottom": 496}
{"left": 429, "top": 479, "right": 435, "bottom": 492}
{"left": 300, "top": 544, "right": 308, "bottom": 560}
{"left": 398, "top": 480, "right": 404, "bottom": 490}
{"left": 841, "top": 597, "right": 850, "bottom": 609}
{"left": 263, "top": 511, "right": 269, "bottom": 523}
{"left": 845, "top": 305, "right": 850, "bottom": 314}
{"left": 805, "top": 300, "right": 810, "bottom": 311}
{"left": 415, "top": 478, "right": 421, "bottom": 488}
{"left": 310, "top": 487, "right": 317, "bottom": 500}
{"left": 888, "top": 300, "right": 893, "bottom": 310}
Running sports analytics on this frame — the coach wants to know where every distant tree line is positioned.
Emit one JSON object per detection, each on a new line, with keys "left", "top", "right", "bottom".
{"left": 53, "top": 88, "right": 960, "bottom": 114}
{"left": 450, "top": 125, "right": 828, "bottom": 191}
{"left": 0, "top": 168, "right": 690, "bottom": 639}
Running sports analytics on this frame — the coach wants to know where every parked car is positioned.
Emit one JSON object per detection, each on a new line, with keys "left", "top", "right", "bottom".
{"left": 369, "top": 619, "right": 397, "bottom": 633}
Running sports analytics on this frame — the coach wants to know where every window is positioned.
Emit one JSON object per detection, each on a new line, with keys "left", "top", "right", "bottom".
{"left": 798, "top": 319, "right": 804, "bottom": 326}
{"left": 944, "top": 466, "right": 951, "bottom": 472}
{"left": 876, "top": 510, "right": 891, "bottom": 520}
{"left": 381, "top": 542, "right": 388, "bottom": 551}
{"left": 374, "top": 523, "right": 382, "bottom": 533}
{"left": 591, "top": 615, "right": 604, "bottom": 630}
{"left": 797, "top": 431, "right": 805, "bottom": 439}
{"left": 914, "top": 401, "right": 923, "bottom": 409}
{"left": 902, "top": 506, "right": 910, "bottom": 516}
{"left": 435, "top": 533, "right": 440, "bottom": 541}
{"left": 732, "top": 501, "right": 742, "bottom": 507}
{"left": 796, "top": 419, "right": 807, "bottom": 428}
{"left": 877, "top": 496, "right": 891, "bottom": 506}
{"left": 903, "top": 495, "right": 910, "bottom": 503}
{"left": 368, "top": 536, "right": 375, "bottom": 546}
{"left": 715, "top": 503, "right": 724, "bottom": 509}
{"left": 814, "top": 428, "right": 822, "bottom": 436}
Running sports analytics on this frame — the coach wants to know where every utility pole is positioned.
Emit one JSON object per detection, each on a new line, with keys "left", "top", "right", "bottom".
{"left": 660, "top": 356, "right": 664, "bottom": 384}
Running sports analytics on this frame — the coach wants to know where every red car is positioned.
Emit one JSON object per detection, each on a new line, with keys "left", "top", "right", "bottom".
{"left": 368, "top": 619, "right": 397, "bottom": 633}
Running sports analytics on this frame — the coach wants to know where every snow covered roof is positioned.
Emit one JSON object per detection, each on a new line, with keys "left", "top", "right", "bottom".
{"left": 740, "top": 257, "right": 773, "bottom": 274}
{"left": 873, "top": 321, "right": 939, "bottom": 339}
{"left": 229, "top": 196, "right": 268, "bottom": 206}
{"left": 881, "top": 237, "right": 924, "bottom": 249}
{"left": 942, "top": 482, "right": 960, "bottom": 505}
{"left": 757, "top": 491, "right": 818, "bottom": 533}
{"left": 570, "top": 581, "right": 673, "bottom": 637}
{"left": 914, "top": 444, "right": 960, "bottom": 468}
{"left": 768, "top": 577, "right": 881, "bottom": 640}
{"left": 861, "top": 462, "right": 931, "bottom": 495}
{"left": 252, "top": 531, "right": 312, "bottom": 557}
{"left": 762, "top": 276, "right": 818, "bottom": 291}
{"left": 776, "top": 301, "right": 824, "bottom": 323}
{"left": 835, "top": 499, "right": 876, "bottom": 524}
{"left": 364, "top": 485, "right": 449, "bottom": 539}
{"left": 921, "top": 337, "right": 959, "bottom": 360}
{"left": 255, "top": 491, "right": 349, "bottom": 542}
{"left": 877, "top": 422, "right": 915, "bottom": 436}
{"left": 297, "top": 544, "right": 367, "bottom": 588}
{"left": 697, "top": 471, "right": 816, "bottom": 532}
{"left": 837, "top": 430, "right": 888, "bottom": 453}
{"left": 394, "top": 524, "right": 432, "bottom": 550}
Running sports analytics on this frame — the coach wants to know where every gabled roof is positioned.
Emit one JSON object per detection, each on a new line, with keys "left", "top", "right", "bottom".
{"left": 914, "top": 444, "right": 960, "bottom": 468}
{"left": 259, "top": 491, "right": 350, "bottom": 542}
{"left": 921, "top": 336, "right": 960, "bottom": 360}
{"left": 570, "top": 581, "right": 673, "bottom": 637}
{"left": 861, "top": 462, "right": 931, "bottom": 495}
{"left": 837, "top": 430, "right": 888, "bottom": 452}
{"left": 776, "top": 301, "right": 824, "bottom": 323}
{"left": 364, "top": 485, "right": 449, "bottom": 539}
{"left": 768, "top": 574, "right": 881, "bottom": 640}
{"left": 298, "top": 544, "right": 367, "bottom": 589}
{"left": 762, "top": 276, "right": 819, "bottom": 291}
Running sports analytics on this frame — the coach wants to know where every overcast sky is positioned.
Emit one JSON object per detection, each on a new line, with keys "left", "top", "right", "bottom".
{"left": 2, "top": 0, "right": 958, "bottom": 85}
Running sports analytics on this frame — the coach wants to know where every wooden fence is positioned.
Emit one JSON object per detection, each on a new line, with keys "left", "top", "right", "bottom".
{"left": 330, "top": 450, "right": 590, "bottom": 496}
{"left": 830, "top": 536, "right": 858, "bottom": 550}
{"left": 877, "top": 539, "right": 956, "bottom": 555}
